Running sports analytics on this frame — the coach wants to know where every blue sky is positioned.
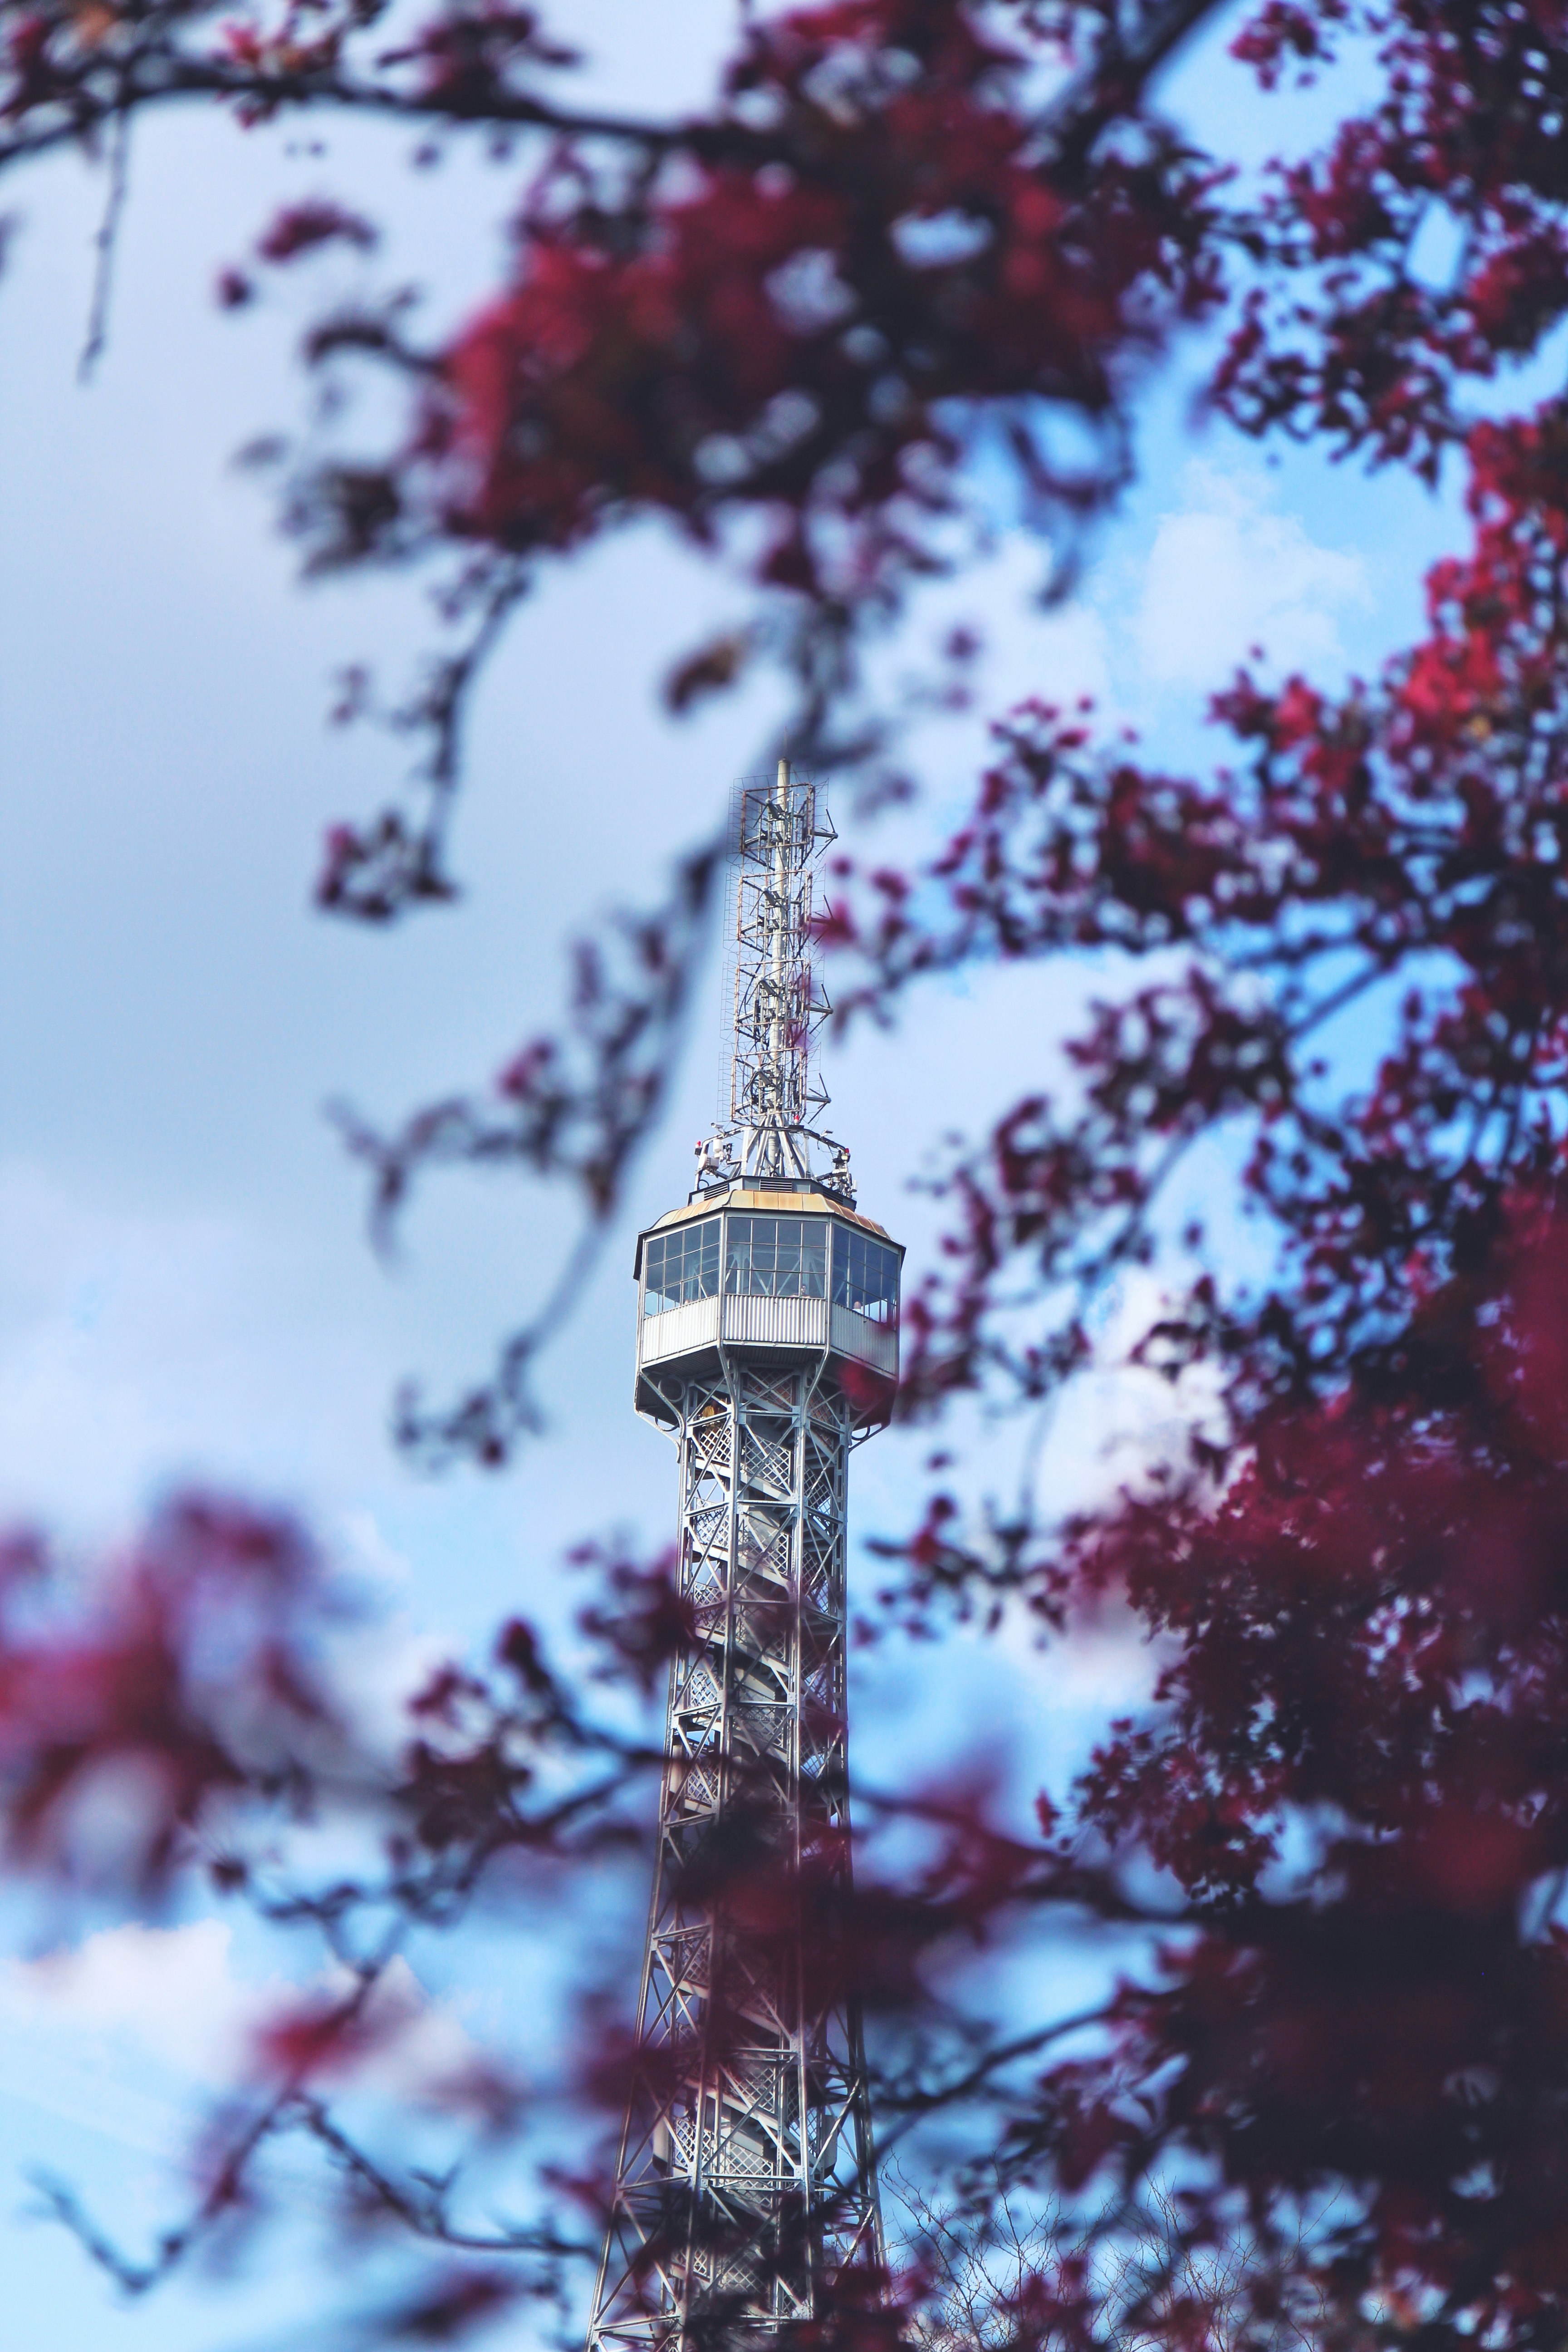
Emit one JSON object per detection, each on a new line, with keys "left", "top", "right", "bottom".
{"left": 0, "top": 4, "right": 1471, "bottom": 2342}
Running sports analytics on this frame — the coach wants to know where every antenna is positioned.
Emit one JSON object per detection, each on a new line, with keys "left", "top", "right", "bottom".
{"left": 702, "top": 759, "right": 848, "bottom": 1195}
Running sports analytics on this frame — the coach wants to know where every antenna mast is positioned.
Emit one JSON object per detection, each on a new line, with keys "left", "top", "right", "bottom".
{"left": 706, "top": 760, "right": 852, "bottom": 1199}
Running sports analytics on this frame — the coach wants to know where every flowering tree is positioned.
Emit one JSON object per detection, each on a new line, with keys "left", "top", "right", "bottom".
{"left": 8, "top": 0, "right": 1568, "bottom": 2346}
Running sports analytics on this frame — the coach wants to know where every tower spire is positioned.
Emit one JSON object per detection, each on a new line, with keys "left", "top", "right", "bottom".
{"left": 697, "top": 760, "right": 854, "bottom": 1204}
{"left": 586, "top": 762, "right": 900, "bottom": 2352}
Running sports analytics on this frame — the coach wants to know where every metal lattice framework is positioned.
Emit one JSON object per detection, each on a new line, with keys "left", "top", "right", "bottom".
{"left": 587, "top": 1349, "right": 884, "bottom": 2352}
{"left": 720, "top": 763, "right": 838, "bottom": 1185}
{"left": 589, "top": 750, "right": 896, "bottom": 2352}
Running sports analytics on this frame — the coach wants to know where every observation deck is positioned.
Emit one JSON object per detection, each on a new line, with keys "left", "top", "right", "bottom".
{"left": 632, "top": 1174, "right": 902, "bottom": 1428}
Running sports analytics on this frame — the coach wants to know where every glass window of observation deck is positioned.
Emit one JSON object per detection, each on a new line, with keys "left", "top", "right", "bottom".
{"left": 833, "top": 1228, "right": 898, "bottom": 1325}
{"left": 724, "top": 1216, "right": 828, "bottom": 1299}
{"left": 642, "top": 1220, "right": 720, "bottom": 1316}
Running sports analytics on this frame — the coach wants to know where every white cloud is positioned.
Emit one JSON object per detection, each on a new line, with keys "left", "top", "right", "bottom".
{"left": 1045, "top": 1264, "right": 1228, "bottom": 1505}
{"left": 0, "top": 1920, "right": 485, "bottom": 2103}
{"left": 0, "top": 1920, "right": 265, "bottom": 2081}
{"left": 0, "top": 1160, "right": 393, "bottom": 1530}
{"left": 338, "top": 1506, "right": 414, "bottom": 1592}
{"left": 1133, "top": 457, "right": 1371, "bottom": 688}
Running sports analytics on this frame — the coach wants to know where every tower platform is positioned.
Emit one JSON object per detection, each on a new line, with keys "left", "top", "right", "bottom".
{"left": 633, "top": 1179, "right": 901, "bottom": 1426}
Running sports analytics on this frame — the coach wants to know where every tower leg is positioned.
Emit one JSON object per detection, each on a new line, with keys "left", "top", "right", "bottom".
{"left": 587, "top": 1357, "right": 882, "bottom": 2352}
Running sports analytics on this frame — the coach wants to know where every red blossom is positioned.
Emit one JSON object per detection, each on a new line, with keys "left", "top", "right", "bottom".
{"left": 255, "top": 200, "right": 377, "bottom": 264}
{"left": 0, "top": 1497, "right": 339, "bottom": 1895}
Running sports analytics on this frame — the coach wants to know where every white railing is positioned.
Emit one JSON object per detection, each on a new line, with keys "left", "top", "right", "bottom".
{"left": 721, "top": 1293, "right": 829, "bottom": 1350}
{"left": 639, "top": 1289, "right": 898, "bottom": 1381}
{"left": 830, "top": 1303, "right": 898, "bottom": 1377}
{"left": 639, "top": 1294, "right": 720, "bottom": 1365}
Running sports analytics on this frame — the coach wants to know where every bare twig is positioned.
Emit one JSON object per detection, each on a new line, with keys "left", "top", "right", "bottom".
{"left": 77, "top": 100, "right": 130, "bottom": 382}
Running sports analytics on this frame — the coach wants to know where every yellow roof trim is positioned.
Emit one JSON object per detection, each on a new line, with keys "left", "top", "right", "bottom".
{"left": 647, "top": 1191, "right": 892, "bottom": 1240}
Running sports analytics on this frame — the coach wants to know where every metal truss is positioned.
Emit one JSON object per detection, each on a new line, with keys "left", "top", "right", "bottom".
{"left": 715, "top": 763, "right": 838, "bottom": 1185}
{"left": 587, "top": 1349, "right": 883, "bottom": 2352}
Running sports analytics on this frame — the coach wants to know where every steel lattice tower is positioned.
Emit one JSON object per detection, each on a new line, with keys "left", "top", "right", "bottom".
{"left": 587, "top": 761, "right": 902, "bottom": 2352}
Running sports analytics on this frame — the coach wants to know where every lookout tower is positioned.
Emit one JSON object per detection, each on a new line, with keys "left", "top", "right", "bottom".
{"left": 586, "top": 761, "right": 900, "bottom": 2352}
